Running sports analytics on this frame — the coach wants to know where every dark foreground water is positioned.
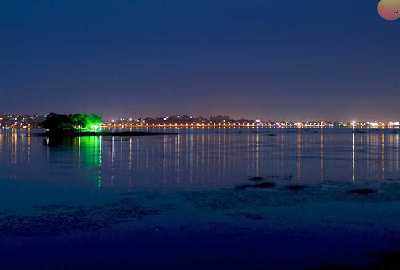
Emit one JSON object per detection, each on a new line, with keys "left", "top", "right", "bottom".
{"left": 1, "top": 128, "right": 400, "bottom": 269}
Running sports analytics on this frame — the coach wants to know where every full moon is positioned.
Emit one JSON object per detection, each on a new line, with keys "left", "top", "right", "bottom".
{"left": 378, "top": 0, "right": 400, "bottom": 21}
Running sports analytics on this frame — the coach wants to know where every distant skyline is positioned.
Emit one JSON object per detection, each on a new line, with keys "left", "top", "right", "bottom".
{"left": 1, "top": 0, "right": 399, "bottom": 121}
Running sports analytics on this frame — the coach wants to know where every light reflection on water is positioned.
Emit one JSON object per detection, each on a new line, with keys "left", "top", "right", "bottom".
{"left": 0, "top": 128, "right": 400, "bottom": 192}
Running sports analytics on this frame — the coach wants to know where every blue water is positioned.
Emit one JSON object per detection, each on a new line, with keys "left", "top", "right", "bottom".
{"left": 2, "top": 128, "right": 400, "bottom": 190}
{"left": 1, "top": 128, "right": 400, "bottom": 269}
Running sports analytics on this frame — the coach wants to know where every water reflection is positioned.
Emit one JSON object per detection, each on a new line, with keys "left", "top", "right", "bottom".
{"left": 45, "top": 136, "right": 103, "bottom": 188}
{"left": 352, "top": 132, "right": 355, "bottom": 182}
{"left": 1, "top": 129, "right": 400, "bottom": 190}
{"left": 296, "top": 130, "right": 302, "bottom": 181}
{"left": 320, "top": 130, "right": 324, "bottom": 181}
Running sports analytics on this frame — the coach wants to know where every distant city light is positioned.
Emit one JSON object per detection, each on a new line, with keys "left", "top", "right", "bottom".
{"left": 2, "top": 113, "right": 400, "bottom": 131}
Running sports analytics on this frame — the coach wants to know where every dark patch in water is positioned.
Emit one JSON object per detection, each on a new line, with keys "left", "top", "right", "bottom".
{"left": 0, "top": 198, "right": 159, "bottom": 236}
{"left": 385, "top": 178, "right": 400, "bottom": 182}
{"left": 235, "top": 182, "right": 276, "bottom": 190}
{"left": 308, "top": 251, "right": 400, "bottom": 269}
{"left": 255, "top": 182, "right": 276, "bottom": 189}
{"left": 248, "top": 176, "right": 265, "bottom": 182}
{"left": 286, "top": 184, "right": 307, "bottom": 191}
{"left": 348, "top": 188, "right": 377, "bottom": 195}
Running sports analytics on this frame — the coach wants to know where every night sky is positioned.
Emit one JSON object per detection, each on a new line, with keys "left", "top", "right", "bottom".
{"left": 1, "top": 0, "right": 399, "bottom": 120}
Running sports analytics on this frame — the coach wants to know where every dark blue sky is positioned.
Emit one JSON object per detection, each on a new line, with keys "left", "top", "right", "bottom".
{"left": 1, "top": 0, "right": 399, "bottom": 120}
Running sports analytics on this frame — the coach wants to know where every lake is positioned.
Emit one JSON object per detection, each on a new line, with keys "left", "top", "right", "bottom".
{"left": 1, "top": 128, "right": 400, "bottom": 269}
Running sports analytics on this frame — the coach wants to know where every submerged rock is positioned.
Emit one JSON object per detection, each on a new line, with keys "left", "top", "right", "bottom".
{"left": 248, "top": 176, "right": 265, "bottom": 182}
{"left": 236, "top": 182, "right": 276, "bottom": 190}
{"left": 385, "top": 178, "right": 400, "bottom": 182}
{"left": 254, "top": 182, "right": 276, "bottom": 189}
{"left": 286, "top": 184, "right": 306, "bottom": 191}
{"left": 348, "top": 188, "right": 377, "bottom": 195}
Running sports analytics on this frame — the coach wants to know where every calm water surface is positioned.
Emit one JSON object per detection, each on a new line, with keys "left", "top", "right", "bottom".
{"left": 0, "top": 129, "right": 400, "bottom": 184}
{"left": 0, "top": 128, "right": 400, "bottom": 209}
{"left": 2, "top": 128, "right": 400, "bottom": 269}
